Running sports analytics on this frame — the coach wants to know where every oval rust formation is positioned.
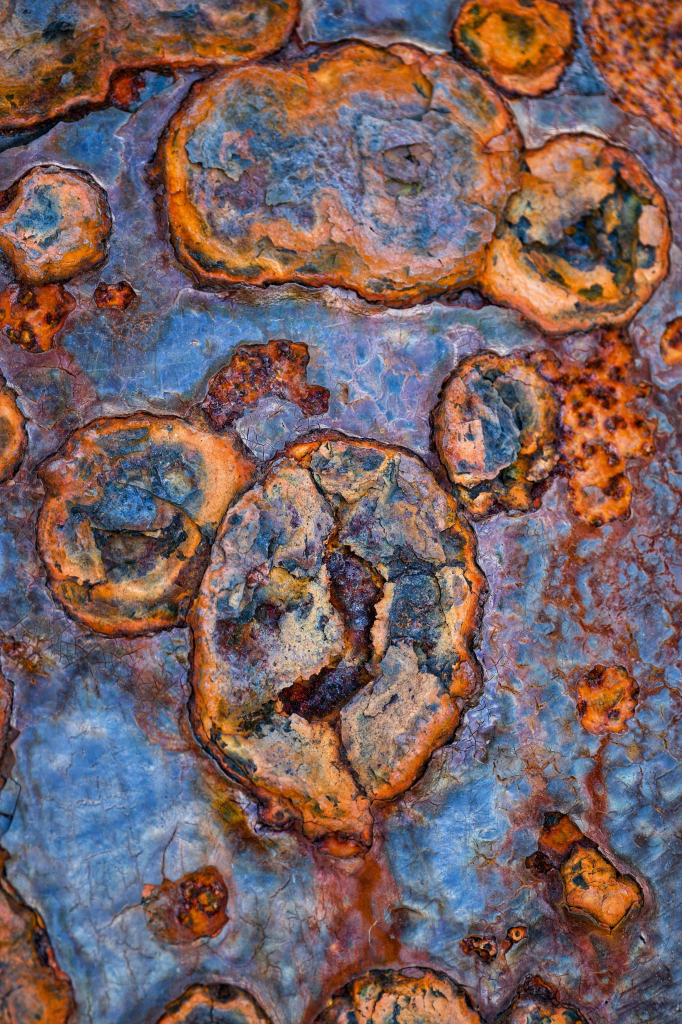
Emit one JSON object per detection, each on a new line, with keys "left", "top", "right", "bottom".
{"left": 157, "top": 42, "right": 522, "bottom": 306}
{"left": 142, "top": 866, "right": 228, "bottom": 944}
{"left": 154, "top": 982, "right": 271, "bottom": 1024}
{"left": 316, "top": 968, "right": 484, "bottom": 1024}
{"left": 190, "top": 433, "right": 485, "bottom": 854}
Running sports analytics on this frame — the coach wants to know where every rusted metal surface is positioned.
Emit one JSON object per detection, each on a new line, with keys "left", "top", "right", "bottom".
{"left": 0, "top": 2, "right": 680, "bottom": 1024}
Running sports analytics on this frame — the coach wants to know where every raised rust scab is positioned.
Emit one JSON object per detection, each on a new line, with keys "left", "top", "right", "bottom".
{"left": 0, "top": 0, "right": 301, "bottom": 132}
{"left": 587, "top": 0, "right": 682, "bottom": 150}
{"left": 142, "top": 865, "right": 228, "bottom": 944}
{"left": 157, "top": 41, "right": 521, "bottom": 307}
{"left": 479, "top": 134, "right": 671, "bottom": 335}
{"left": 495, "top": 975, "right": 589, "bottom": 1024}
{"left": 316, "top": 968, "right": 484, "bottom": 1024}
{"left": 0, "top": 166, "right": 111, "bottom": 285}
{"left": 433, "top": 350, "right": 559, "bottom": 516}
{"left": 575, "top": 664, "right": 639, "bottom": 735}
{"left": 202, "top": 339, "right": 330, "bottom": 431}
{"left": 94, "top": 281, "right": 137, "bottom": 311}
{"left": 460, "top": 933, "right": 498, "bottom": 963}
{"left": 526, "top": 812, "right": 643, "bottom": 931}
{"left": 154, "top": 982, "right": 271, "bottom": 1024}
{"left": 0, "top": 373, "right": 27, "bottom": 485}
{"left": 660, "top": 315, "right": 682, "bottom": 366}
{"left": 0, "top": 283, "right": 76, "bottom": 351}
{"left": 536, "top": 330, "right": 656, "bottom": 526}
{"left": 37, "top": 413, "right": 256, "bottom": 636}
{"left": 190, "top": 433, "right": 485, "bottom": 854}
{"left": 453, "top": 0, "right": 574, "bottom": 96}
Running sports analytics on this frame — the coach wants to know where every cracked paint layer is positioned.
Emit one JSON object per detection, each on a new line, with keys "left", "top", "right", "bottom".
{"left": 157, "top": 41, "right": 522, "bottom": 306}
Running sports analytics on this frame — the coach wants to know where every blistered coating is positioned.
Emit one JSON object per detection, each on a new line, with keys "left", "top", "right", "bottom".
{"left": 0, "top": 283, "right": 75, "bottom": 351}
{"left": 0, "top": 166, "right": 111, "bottom": 285}
{"left": 190, "top": 434, "right": 485, "bottom": 851}
{"left": 158, "top": 42, "right": 522, "bottom": 306}
{"left": 317, "top": 968, "right": 484, "bottom": 1024}
{"left": 536, "top": 330, "right": 656, "bottom": 526}
{"left": 453, "top": 0, "right": 574, "bottom": 96}
{"left": 496, "top": 976, "right": 589, "bottom": 1024}
{"left": 37, "top": 413, "right": 256, "bottom": 636}
{"left": 660, "top": 315, "right": 682, "bottom": 366}
{"left": 0, "top": 374, "right": 27, "bottom": 484}
{"left": 433, "top": 350, "right": 559, "bottom": 516}
{"left": 0, "top": 0, "right": 300, "bottom": 132}
{"left": 142, "top": 865, "right": 228, "bottom": 944}
{"left": 575, "top": 664, "right": 639, "bottom": 736}
{"left": 93, "top": 281, "right": 136, "bottom": 311}
{"left": 480, "top": 134, "right": 671, "bottom": 334}
{"left": 586, "top": 0, "right": 682, "bottom": 150}
{"left": 155, "top": 983, "right": 271, "bottom": 1024}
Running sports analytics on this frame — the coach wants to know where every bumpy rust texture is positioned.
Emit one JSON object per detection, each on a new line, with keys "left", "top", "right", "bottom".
{"left": 0, "top": 374, "right": 27, "bottom": 485}
{"left": 528, "top": 813, "right": 643, "bottom": 931}
{"left": 660, "top": 315, "right": 682, "bottom": 366}
{"left": 575, "top": 664, "right": 639, "bottom": 736}
{"left": 37, "top": 414, "right": 255, "bottom": 636}
{"left": 317, "top": 968, "right": 484, "bottom": 1024}
{"left": 93, "top": 281, "right": 136, "bottom": 311}
{"left": 0, "top": 283, "right": 75, "bottom": 351}
{"left": 432, "top": 350, "right": 559, "bottom": 516}
{"left": 460, "top": 933, "right": 498, "bottom": 962}
{"left": 536, "top": 330, "right": 656, "bottom": 526}
{"left": 0, "top": 0, "right": 300, "bottom": 132}
{"left": 495, "top": 976, "right": 589, "bottom": 1024}
{"left": 453, "top": 0, "right": 574, "bottom": 96}
{"left": 0, "top": 166, "right": 111, "bottom": 285}
{"left": 142, "top": 866, "right": 228, "bottom": 944}
{"left": 480, "top": 134, "right": 671, "bottom": 334}
{"left": 155, "top": 982, "right": 271, "bottom": 1024}
{"left": 202, "top": 340, "right": 330, "bottom": 431}
{"left": 586, "top": 0, "right": 682, "bottom": 150}
{"left": 191, "top": 433, "right": 484, "bottom": 853}
{"left": 158, "top": 42, "right": 522, "bottom": 306}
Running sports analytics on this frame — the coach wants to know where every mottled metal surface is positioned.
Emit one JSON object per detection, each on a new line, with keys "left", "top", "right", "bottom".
{"left": 0, "top": 4, "right": 681, "bottom": 1024}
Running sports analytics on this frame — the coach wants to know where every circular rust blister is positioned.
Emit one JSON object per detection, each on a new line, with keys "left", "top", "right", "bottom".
{"left": 479, "top": 133, "right": 671, "bottom": 334}
{"left": 154, "top": 983, "right": 271, "bottom": 1024}
{"left": 157, "top": 41, "right": 521, "bottom": 306}
{"left": 317, "top": 968, "right": 484, "bottom": 1024}
{"left": 190, "top": 433, "right": 485, "bottom": 854}
{"left": 0, "top": 375, "right": 27, "bottom": 485}
{"left": 37, "top": 413, "right": 255, "bottom": 637}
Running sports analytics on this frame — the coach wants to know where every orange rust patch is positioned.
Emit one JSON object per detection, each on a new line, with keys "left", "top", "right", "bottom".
{"left": 0, "top": 850, "right": 75, "bottom": 1024}
{"left": 157, "top": 42, "right": 521, "bottom": 307}
{"left": 586, "top": 0, "right": 682, "bottom": 150}
{"left": 575, "top": 664, "right": 639, "bottom": 735}
{"left": 536, "top": 330, "right": 656, "bottom": 526}
{"left": 432, "top": 350, "right": 559, "bottom": 516}
{"left": 190, "top": 432, "right": 485, "bottom": 853}
{"left": 37, "top": 413, "right": 255, "bottom": 636}
{"left": 506, "top": 925, "right": 528, "bottom": 946}
{"left": 460, "top": 933, "right": 498, "bottom": 962}
{"left": 0, "top": 283, "right": 76, "bottom": 352}
{"left": 496, "top": 975, "right": 588, "bottom": 1023}
{"left": 453, "top": 0, "right": 574, "bottom": 96}
{"left": 142, "top": 866, "right": 228, "bottom": 944}
{"left": 660, "top": 315, "right": 682, "bottom": 366}
{"left": 94, "top": 281, "right": 137, "bottom": 311}
{"left": 0, "top": 0, "right": 300, "bottom": 132}
{"left": 154, "top": 983, "right": 271, "bottom": 1024}
{"left": 0, "top": 374, "right": 27, "bottom": 484}
{"left": 317, "top": 968, "right": 484, "bottom": 1024}
{"left": 479, "top": 134, "right": 670, "bottom": 335}
{"left": 0, "top": 166, "right": 111, "bottom": 285}
{"left": 527, "top": 812, "right": 643, "bottom": 931}
{"left": 202, "top": 339, "right": 329, "bottom": 431}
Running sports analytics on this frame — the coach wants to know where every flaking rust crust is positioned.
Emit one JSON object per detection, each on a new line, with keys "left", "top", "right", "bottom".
{"left": 157, "top": 42, "right": 522, "bottom": 306}
{"left": 453, "top": 0, "right": 574, "bottom": 97}
{"left": 154, "top": 983, "right": 271, "bottom": 1024}
{"left": 316, "top": 968, "right": 485, "bottom": 1024}
{"left": 0, "top": 283, "right": 75, "bottom": 351}
{"left": 0, "top": 374, "right": 27, "bottom": 485}
{"left": 0, "top": 0, "right": 300, "bottom": 133}
{"left": 37, "top": 413, "right": 255, "bottom": 636}
{"left": 574, "top": 665, "right": 639, "bottom": 736}
{"left": 190, "top": 433, "right": 485, "bottom": 853}
{"left": 142, "top": 866, "right": 228, "bottom": 944}
{"left": 586, "top": 0, "right": 682, "bottom": 152}
{"left": 432, "top": 350, "right": 559, "bottom": 516}
{"left": 495, "top": 976, "right": 589, "bottom": 1024}
{"left": 479, "top": 134, "right": 671, "bottom": 335}
{"left": 0, "top": 166, "right": 111, "bottom": 285}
